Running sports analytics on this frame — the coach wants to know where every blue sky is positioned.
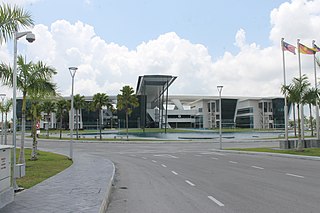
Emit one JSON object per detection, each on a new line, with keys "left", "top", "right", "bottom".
{"left": 26, "top": 0, "right": 286, "bottom": 59}
{"left": 1, "top": 0, "right": 320, "bottom": 98}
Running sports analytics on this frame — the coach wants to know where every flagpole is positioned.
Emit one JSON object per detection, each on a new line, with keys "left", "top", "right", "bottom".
{"left": 312, "top": 40, "right": 320, "bottom": 140}
{"left": 297, "top": 39, "right": 305, "bottom": 144}
{"left": 281, "top": 38, "right": 289, "bottom": 142}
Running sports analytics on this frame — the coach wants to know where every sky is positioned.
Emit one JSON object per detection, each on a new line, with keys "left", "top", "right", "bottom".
{"left": 1, "top": 0, "right": 320, "bottom": 99}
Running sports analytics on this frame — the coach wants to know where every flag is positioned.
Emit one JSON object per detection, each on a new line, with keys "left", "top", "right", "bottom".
{"left": 282, "top": 41, "right": 296, "bottom": 55}
{"left": 298, "top": 43, "right": 315, "bottom": 54}
{"left": 313, "top": 43, "right": 320, "bottom": 52}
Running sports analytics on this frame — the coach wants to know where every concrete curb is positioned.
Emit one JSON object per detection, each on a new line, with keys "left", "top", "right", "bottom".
{"left": 99, "top": 161, "right": 115, "bottom": 213}
{"left": 212, "top": 149, "right": 320, "bottom": 161}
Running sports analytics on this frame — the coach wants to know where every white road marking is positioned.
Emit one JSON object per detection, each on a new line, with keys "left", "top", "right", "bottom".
{"left": 161, "top": 164, "right": 167, "bottom": 168}
{"left": 208, "top": 196, "right": 225, "bottom": 207}
{"left": 209, "top": 152, "right": 226, "bottom": 156}
{"left": 251, "top": 166, "right": 264, "bottom": 170}
{"left": 171, "top": 171, "right": 178, "bottom": 175}
{"left": 211, "top": 157, "right": 219, "bottom": 160}
{"left": 229, "top": 161, "right": 238, "bottom": 164}
{"left": 185, "top": 180, "right": 195, "bottom": 186}
{"left": 286, "top": 173, "right": 305, "bottom": 178}
{"left": 142, "top": 157, "right": 147, "bottom": 160}
{"left": 154, "top": 154, "right": 179, "bottom": 159}
{"left": 152, "top": 160, "right": 157, "bottom": 163}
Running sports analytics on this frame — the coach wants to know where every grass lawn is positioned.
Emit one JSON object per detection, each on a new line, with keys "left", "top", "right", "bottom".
{"left": 16, "top": 148, "right": 72, "bottom": 189}
{"left": 228, "top": 147, "right": 320, "bottom": 157}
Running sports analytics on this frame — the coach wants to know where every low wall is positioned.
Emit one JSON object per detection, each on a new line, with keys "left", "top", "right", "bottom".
{"left": 280, "top": 139, "right": 320, "bottom": 149}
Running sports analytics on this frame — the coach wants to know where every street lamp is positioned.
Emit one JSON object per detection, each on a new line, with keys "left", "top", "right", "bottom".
{"left": 12, "top": 30, "right": 35, "bottom": 190}
{"left": 0, "top": 93, "right": 5, "bottom": 145}
{"left": 217, "top": 86, "right": 223, "bottom": 150}
{"left": 69, "top": 66, "right": 77, "bottom": 160}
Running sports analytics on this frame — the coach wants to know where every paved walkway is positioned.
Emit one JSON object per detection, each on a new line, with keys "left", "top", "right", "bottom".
{"left": 1, "top": 150, "right": 115, "bottom": 213}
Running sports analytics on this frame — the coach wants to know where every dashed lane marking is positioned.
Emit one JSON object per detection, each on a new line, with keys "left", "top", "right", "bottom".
{"left": 152, "top": 160, "right": 157, "bottom": 163}
{"left": 251, "top": 166, "right": 264, "bottom": 170}
{"left": 161, "top": 164, "right": 167, "bottom": 168}
{"left": 185, "top": 180, "right": 195, "bottom": 186}
{"left": 208, "top": 196, "right": 225, "bottom": 207}
{"left": 229, "top": 161, "right": 238, "bottom": 164}
{"left": 286, "top": 173, "right": 304, "bottom": 178}
{"left": 171, "top": 171, "right": 178, "bottom": 175}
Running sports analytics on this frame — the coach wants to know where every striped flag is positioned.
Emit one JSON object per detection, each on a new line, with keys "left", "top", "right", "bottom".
{"left": 282, "top": 41, "right": 296, "bottom": 55}
{"left": 313, "top": 43, "right": 320, "bottom": 52}
{"left": 298, "top": 43, "right": 315, "bottom": 54}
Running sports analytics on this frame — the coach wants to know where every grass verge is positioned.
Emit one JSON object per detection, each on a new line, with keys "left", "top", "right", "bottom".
{"left": 227, "top": 147, "right": 320, "bottom": 157}
{"left": 16, "top": 148, "right": 72, "bottom": 189}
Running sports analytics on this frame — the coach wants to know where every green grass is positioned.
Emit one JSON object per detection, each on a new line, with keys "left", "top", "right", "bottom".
{"left": 16, "top": 148, "right": 72, "bottom": 189}
{"left": 228, "top": 147, "right": 320, "bottom": 157}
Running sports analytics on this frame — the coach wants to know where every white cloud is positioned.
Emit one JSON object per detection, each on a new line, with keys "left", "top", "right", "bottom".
{"left": 0, "top": 0, "right": 39, "bottom": 6}
{"left": 2, "top": 0, "right": 320, "bottom": 100}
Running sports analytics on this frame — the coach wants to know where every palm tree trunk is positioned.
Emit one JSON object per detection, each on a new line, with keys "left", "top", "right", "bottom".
{"left": 293, "top": 103, "right": 297, "bottom": 137}
{"left": 59, "top": 115, "right": 63, "bottom": 139}
{"left": 76, "top": 110, "right": 79, "bottom": 140}
{"left": 19, "top": 110, "right": 26, "bottom": 164}
{"left": 4, "top": 112, "right": 7, "bottom": 145}
{"left": 297, "top": 104, "right": 303, "bottom": 151}
{"left": 126, "top": 111, "right": 129, "bottom": 140}
{"left": 46, "top": 113, "right": 50, "bottom": 138}
{"left": 99, "top": 109, "right": 102, "bottom": 140}
{"left": 31, "top": 120, "right": 37, "bottom": 160}
{"left": 309, "top": 104, "right": 313, "bottom": 137}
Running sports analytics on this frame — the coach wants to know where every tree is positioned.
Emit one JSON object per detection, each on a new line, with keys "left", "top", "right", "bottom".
{"left": 0, "top": 3, "right": 33, "bottom": 44}
{"left": 117, "top": 86, "right": 139, "bottom": 140}
{"left": 92, "top": 93, "right": 111, "bottom": 140}
{"left": 27, "top": 95, "right": 42, "bottom": 160}
{"left": 0, "top": 99, "right": 12, "bottom": 145}
{"left": 73, "top": 94, "right": 85, "bottom": 139}
{"left": 302, "top": 87, "right": 319, "bottom": 137}
{"left": 41, "top": 99, "right": 56, "bottom": 138}
{"left": 56, "top": 99, "right": 70, "bottom": 139}
{"left": 0, "top": 56, "right": 57, "bottom": 164}
{"left": 282, "top": 74, "right": 310, "bottom": 151}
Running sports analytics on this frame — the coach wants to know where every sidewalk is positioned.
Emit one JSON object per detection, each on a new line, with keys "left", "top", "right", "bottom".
{"left": 1, "top": 151, "right": 115, "bottom": 213}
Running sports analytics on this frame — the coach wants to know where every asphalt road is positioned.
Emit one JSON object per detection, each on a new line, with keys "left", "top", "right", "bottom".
{"left": 17, "top": 139, "right": 320, "bottom": 213}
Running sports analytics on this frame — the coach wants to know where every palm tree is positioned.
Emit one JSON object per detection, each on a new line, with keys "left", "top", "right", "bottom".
{"left": 302, "top": 87, "right": 319, "bottom": 137}
{"left": 27, "top": 94, "right": 44, "bottom": 160}
{"left": 282, "top": 75, "right": 310, "bottom": 151}
{"left": 56, "top": 99, "right": 70, "bottom": 139}
{"left": 73, "top": 94, "right": 85, "bottom": 139}
{"left": 1, "top": 99, "right": 12, "bottom": 145}
{"left": 92, "top": 93, "right": 111, "bottom": 140}
{"left": 41, "top": 99, "right": 56, "bottom": 138}
{"left": 117, "top": 86, "right": 139, "bottom": 140}
{"left": 0, "top": 56, "right": 57, "bottom": 164}
{"left": 0, "top": 4, "right": 33, "bottom": 44}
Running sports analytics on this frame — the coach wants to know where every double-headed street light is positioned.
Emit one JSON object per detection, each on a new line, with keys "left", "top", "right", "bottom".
{"left": 12, "top": 30, "right": 35, "bottom": 190}
{"left": 217, "top": 86, "right": 223, "bottom": 150}
{"left": 69, "top": 66, "right": 78, "bottom": 160}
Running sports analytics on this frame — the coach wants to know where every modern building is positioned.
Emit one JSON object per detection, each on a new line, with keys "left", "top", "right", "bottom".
{"left": 16, "top": 75, "right": 286, "bottom": 130}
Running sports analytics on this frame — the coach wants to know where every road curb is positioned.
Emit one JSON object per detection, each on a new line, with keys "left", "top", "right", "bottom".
{"left": 99, "top": 160, "right": 115, "bottom": 213}
{"left": 212, "top": 149, "right": 320, "bottom": 161}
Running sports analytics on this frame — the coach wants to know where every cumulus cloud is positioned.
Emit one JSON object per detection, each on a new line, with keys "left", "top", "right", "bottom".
{"left": 2, "top": 0, "right": 320, "bottom": 100}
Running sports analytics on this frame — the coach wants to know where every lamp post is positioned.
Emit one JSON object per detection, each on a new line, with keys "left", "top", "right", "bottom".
{"left": 217, "top": 86, "right": 223, "bottom": 150}
{"left": 0, "top": 94, "right": 5, "bottom": 145}
{"left": 69, "top": 66, "right": 77, "bottom": 160}
{"left": 12, "top": 30, "right": 35, "bottom": 190}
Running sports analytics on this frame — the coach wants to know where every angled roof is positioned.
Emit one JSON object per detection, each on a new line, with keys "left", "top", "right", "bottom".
{"left": 136, "top": 75, "right": 177, "bottom": 103}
